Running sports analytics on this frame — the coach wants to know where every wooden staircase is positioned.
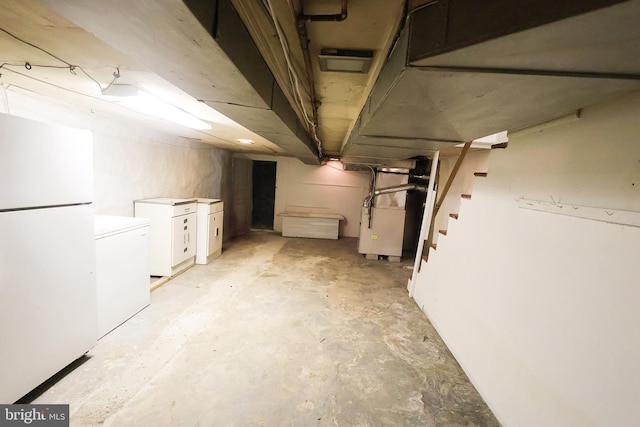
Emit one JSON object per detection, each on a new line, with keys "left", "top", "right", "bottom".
{"left": 422, "top": 149, "right": 493, "bottom": 264}
{"left": 410, "top": 138, "right": 508, "bottom": 295}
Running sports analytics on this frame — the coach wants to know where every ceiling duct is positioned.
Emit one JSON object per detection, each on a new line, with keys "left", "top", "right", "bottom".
{"left": 184, "top": 0, "right": 320, "bottom": 164}
{"left": 342, "top": 0, "right": 640, "bottom": 164}
{"left": 300, "top": 0, "right": 348, "bottom": 22}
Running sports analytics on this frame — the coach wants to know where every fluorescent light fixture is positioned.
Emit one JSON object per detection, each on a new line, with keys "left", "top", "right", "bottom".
{"left": 319, "top": 48, "right": 373, "bottom": 73}
{"left": 102, "top": 84, "right": 211, "bottom": 130}
{"left": 236, "top": 138, "right": 255, "bottom": 144}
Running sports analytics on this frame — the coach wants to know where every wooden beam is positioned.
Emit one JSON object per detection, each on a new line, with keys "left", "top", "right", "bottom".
{"left": 434, "top": 140, "right": 472, "bottom": 218}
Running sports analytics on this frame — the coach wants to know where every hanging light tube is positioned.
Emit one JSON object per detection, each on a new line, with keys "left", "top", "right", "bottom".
{"left": 102, "top": 84, "right": 211, "bottom": 130}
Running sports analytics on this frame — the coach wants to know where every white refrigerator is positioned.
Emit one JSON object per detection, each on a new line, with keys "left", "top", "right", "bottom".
{"left": 0, "top": 113, "right": 97, "bottom": 403}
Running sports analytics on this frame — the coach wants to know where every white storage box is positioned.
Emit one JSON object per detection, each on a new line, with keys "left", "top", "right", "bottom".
{"left": 279, "top": 211, "right": 345, "bottom": 240}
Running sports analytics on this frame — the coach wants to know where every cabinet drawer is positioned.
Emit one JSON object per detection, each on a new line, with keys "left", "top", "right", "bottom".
{"left": 171, "top": 212, "right": 197, "bottom": 266}
{"left": 173, "top": 203, "right": 196, "bottom": 216}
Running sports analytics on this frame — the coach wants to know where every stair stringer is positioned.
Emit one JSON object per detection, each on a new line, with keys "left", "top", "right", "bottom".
{"left": 430, "top": 150, "right": 491, "bottom": 247}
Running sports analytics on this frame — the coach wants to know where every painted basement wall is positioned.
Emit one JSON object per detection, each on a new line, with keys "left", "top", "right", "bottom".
{"left": 1, "top": 90, "right": 232, "bottom": 237}
{"left": 412, "top": 92, "right": 640, "bottom": 427}
{"left": 240, "top": 154, "right": 372, "bottom": 237}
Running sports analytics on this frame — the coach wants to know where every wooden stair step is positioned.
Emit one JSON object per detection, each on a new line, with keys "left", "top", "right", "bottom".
{"left": 474, "top": 172, "right": 488, "bottom": 177}
{"left": 461, "top": 194, "right": 472, "bottom": 199}
{"left": 439, "top": 229, "right": 447, "bottom": 236}
{"left": 449, "top": 213, "right": 459, "bottom": 220}
{"left": 430, "top": 243, "right": 437, "bottom": 250}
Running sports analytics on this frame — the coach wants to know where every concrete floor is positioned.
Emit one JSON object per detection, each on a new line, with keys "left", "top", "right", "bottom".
{"left": 30, "top": 231, "right": 499, "bottom": 426}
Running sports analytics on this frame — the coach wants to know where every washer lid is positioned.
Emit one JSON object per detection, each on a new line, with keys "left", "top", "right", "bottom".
{"left": 134, "top": 197, "right": 197, "bottom": 206}
{"left": 94, "top": 215, "right": 150, "bottom": 239}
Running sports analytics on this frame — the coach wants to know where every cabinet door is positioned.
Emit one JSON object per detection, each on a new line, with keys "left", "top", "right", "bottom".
{"left": 0, "top": 205, "right": 97, "bottom": 403}
{"left": 205, "top": 214, "right": 214, "bottom": 256}
{"left": 172, "top": 212, "right": 196, "bottom": 266}
{"left": 211, "top": 211, "right": 224, "bottom": 253}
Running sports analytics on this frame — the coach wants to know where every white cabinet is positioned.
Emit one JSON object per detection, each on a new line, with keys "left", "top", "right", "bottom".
{"left": 196, "top": 199, "right": 224, "bottom": 264}
{"left": 134, "top": 198, "right": 197, "bottom": 277}
{"left": 172, "top": 212, "right": 197, "bottom": 264}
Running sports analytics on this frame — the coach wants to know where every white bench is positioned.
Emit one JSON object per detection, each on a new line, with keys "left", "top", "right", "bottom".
{"left": 279, "top": 211, "right": 345, "bottom": 240}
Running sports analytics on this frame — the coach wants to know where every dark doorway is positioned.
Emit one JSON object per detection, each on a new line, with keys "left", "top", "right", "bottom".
{"left": 252, "top": 160, "right": 277, "bottom": 229}
{"left": 229, "top": 157, "right": 253, "bottom": 238}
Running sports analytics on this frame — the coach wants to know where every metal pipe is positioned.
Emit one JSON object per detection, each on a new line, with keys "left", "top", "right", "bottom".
{"left": 363, "top": 183, "right": 427, "bottom": 208}
{"left": 300, "top": 0, "right": 348, "bottom": 22}
{"left": 363, "top": 165, "right": 376, "bottom": 209}
{"left": 293, "top": 10, "right": 320, "bottom": 148}
{"left": 361, "top": 166, "right": 376, "bottom": 227}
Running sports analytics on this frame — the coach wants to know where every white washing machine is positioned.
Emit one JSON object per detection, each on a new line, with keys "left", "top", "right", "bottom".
{"left": 196, "top": 198, "right": 224, "bottom": 265}
{"left": 94, "top": 215, "right": 150, "bottom": 338}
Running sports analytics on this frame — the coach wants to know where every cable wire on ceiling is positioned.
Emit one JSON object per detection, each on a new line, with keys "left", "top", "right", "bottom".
{"left": 0, "top": 66, "right": 117, "bottom": 105}
{"left": 261, "top": 0, "right": 323, "bottom": 157}
{"left": 0, "top": 83, "right": 10, "bottom": 114}
{"left": 263, "top": 1, "right": 315, "bottom": 125}
{"left": 261, "top": 1, "right": 310, "bottom": 114}
{"left": 0, "top": 27, "right": 120, "bottom": 93}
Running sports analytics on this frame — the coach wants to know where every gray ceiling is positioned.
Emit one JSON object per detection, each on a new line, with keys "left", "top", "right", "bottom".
{"left": 341, "top": 0, "right": 640, "bottom": 164}
{"left": 2, "top": 0, "right": 640, "bottom": 166}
